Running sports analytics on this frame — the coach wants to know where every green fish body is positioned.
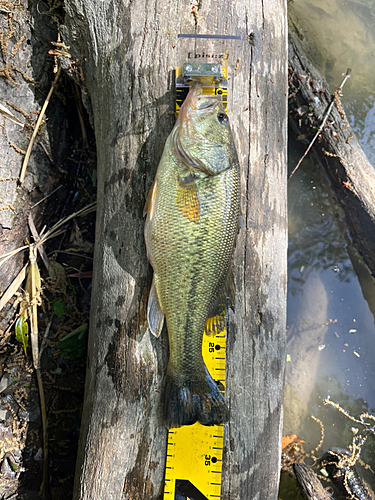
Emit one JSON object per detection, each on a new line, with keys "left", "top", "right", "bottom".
{"left": 144, "top": 83, "right": 239, "bottom": 428}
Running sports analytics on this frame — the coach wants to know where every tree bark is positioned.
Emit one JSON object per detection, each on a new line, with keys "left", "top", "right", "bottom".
{"left": 288, "top": 32, "right": 375, "bottom": 277}
{"left": 62, "top": 1, "right": 288, "bottom": 499}
{"left": 0, "top": 2, "right": 67, "bottom": 326}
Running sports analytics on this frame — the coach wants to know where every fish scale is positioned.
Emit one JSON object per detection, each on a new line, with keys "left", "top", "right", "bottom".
{"left": 153, "top": 168, "right": 236, "bottom": 370}
{"left": 144, "top": 82, "right": 239, "bottom": 429}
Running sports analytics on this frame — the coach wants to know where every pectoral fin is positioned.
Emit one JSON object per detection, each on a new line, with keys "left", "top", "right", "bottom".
{"left": 147, "top": 277, "right": 164, "bottom": 338}
{"left": 143, "top": 180, "right": 158, "bottom": 219}
{"left": 176, "top": 178, "right": 200, "bottom": 223}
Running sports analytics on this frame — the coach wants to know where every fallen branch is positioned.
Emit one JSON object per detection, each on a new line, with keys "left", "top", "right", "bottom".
{"left": 288, "top": 68, "right": 351, "bottom": 181}
{"left": 288, "top": 32, "right": 375, "bottom": 277}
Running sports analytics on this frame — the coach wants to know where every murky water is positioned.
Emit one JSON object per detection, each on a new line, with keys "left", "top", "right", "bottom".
{"left": 282, "top": 0, "right": 375, "bottom": 497}
{"left": 289, "top": 0, "right": 375, "bottom": 163}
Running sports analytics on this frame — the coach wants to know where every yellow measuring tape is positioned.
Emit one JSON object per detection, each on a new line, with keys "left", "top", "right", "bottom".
{"left": 163, "top": 60, "right": 229, "bottom": 500}
{"left": 163, "top": 318, "right": 226, "bottom": 500}
{"left": 175, "top": 62, "right": 228, "bottom": 116}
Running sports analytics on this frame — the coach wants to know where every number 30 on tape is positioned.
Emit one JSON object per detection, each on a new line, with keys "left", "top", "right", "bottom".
{"left": 163, "top": 319, "right": 226, "bottom": 500}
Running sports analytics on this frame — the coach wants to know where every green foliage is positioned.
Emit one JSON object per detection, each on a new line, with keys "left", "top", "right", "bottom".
{"left": 57, "top": 331, "right": 87, "bottom": 361}
{"left": 58, "top": 323, "right": 88, "bottom": 342}
{"left": 16, "top": 314, "right": 29, "bottom": 356}
{"left": 52, "top": 297, "right": 67, "bottom": 318}
{"left": 48, "top": 260, "right": 65, "bottom": 280}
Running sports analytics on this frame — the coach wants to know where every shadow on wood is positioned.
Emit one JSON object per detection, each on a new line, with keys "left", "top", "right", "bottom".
{"left": 62, "top": 1, "right": 288, "bottom": 498}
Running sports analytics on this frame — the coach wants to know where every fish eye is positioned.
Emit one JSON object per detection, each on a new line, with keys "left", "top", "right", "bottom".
{"left": 217, "top": 113, "right": 228, "bottom": 124}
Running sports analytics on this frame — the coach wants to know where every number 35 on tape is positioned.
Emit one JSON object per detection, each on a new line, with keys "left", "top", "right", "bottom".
{"left": 163, "top": 318, "right": 226, "bottom": 500}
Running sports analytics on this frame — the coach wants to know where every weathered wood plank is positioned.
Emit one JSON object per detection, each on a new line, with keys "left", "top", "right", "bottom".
{"left": 222, "top": 3, "right": 288, "bottom": 499}
{"left": 62, "top": 1, "right": 288, "bottom": 498}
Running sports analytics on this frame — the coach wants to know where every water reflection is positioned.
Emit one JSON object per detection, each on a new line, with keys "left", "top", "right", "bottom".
{"left": 289, "top": 0, "right": 375, "bottom": 165}
{"left": 347, "top": 96, "right": 375, "bottom": 166}
{"left": 287, "top": 132, "right": 375, "bottom": 402}
{"left": 283, "top": 1, "right": 375, "bottom": 498}
{"left": 288, "top": 136, "right": 354, "bottom": 297}
{"left": 281, "top": 377, "right": 375, "bottom": 498}
{"left": 289, "top": 0, "right": 375, "bottom": 95}
{"left": 284, "top": 134, "right": 375, "bottom": 498}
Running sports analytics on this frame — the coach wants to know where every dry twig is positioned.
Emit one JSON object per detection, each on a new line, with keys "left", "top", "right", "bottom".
{"left": 28, "top": 213, "right": 49, "bottom": 271}
{"left": 19, "top": 66, "right": 61, "bottom": 184}
{"left": 0, "top": 263, "right": 27, "bottom": 311}
{"left": 0, "top": 201, "right": 96, "bottom": 268}
{"left": 289, "top": 68, "right": 351, "bottom": 181}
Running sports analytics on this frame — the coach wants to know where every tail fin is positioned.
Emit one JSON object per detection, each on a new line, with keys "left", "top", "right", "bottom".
{"left": 164, "top": 365, "right": 229, "bottom": 429}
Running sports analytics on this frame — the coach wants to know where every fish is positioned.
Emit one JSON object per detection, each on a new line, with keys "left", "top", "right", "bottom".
{"left": 144, "top": 82, "right": 240, "bottom": 429}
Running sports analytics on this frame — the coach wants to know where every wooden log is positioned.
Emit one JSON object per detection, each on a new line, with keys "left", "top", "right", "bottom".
{"left": 293, "top": 463, "right": 331, "bottom": 500}
{"left": 288, "top": 33, "right": 375, "bottom": 277}
{"left": 62, "top": 1, "right": 288, "bottom": 498}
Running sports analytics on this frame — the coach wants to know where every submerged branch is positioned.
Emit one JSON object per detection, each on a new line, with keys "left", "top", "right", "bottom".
{"left": 288, "top": 68, "right": 351, "bottom": 181}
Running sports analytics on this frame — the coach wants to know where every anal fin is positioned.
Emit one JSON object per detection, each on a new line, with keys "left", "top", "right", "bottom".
{"left": 147, "top": 277, "right": 164, "bottom": 337}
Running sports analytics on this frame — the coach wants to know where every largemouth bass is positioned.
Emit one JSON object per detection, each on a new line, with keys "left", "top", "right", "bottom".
{"left": 144, "top": 83, "right": 239, "bottom": 428}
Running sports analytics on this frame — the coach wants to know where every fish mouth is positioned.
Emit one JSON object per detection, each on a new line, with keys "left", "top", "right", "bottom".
{"left": 182, "top": 82, "right": 222, "bottom": 113}
{"left": 193, "top": 94, "right": 222, "bottom": 111}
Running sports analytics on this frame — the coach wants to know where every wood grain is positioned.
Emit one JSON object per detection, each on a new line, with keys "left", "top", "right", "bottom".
{"left": 62, "top": 1, "right": 288, "bottom": 498}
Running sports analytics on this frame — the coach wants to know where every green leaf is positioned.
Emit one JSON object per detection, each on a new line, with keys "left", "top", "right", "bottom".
{"left": 57, "top": 334, "right": 87, "bottom": 361}
{"left": 49, "top": 260, "right": 65, "bottom": 279}
{"left": 16, "top": 314, "right": 29, "bottom": 356}
{"left": 52, "top": 297, "right": 66, "bottom": 318}
{"left": 59, "top": 323, "right": 88, "bottom": 342}
{"left": 91, "top": 169, "right": 97, "bottom": 188}
{"left": 66, "top": 279, "right": 77, "bottom": 294}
